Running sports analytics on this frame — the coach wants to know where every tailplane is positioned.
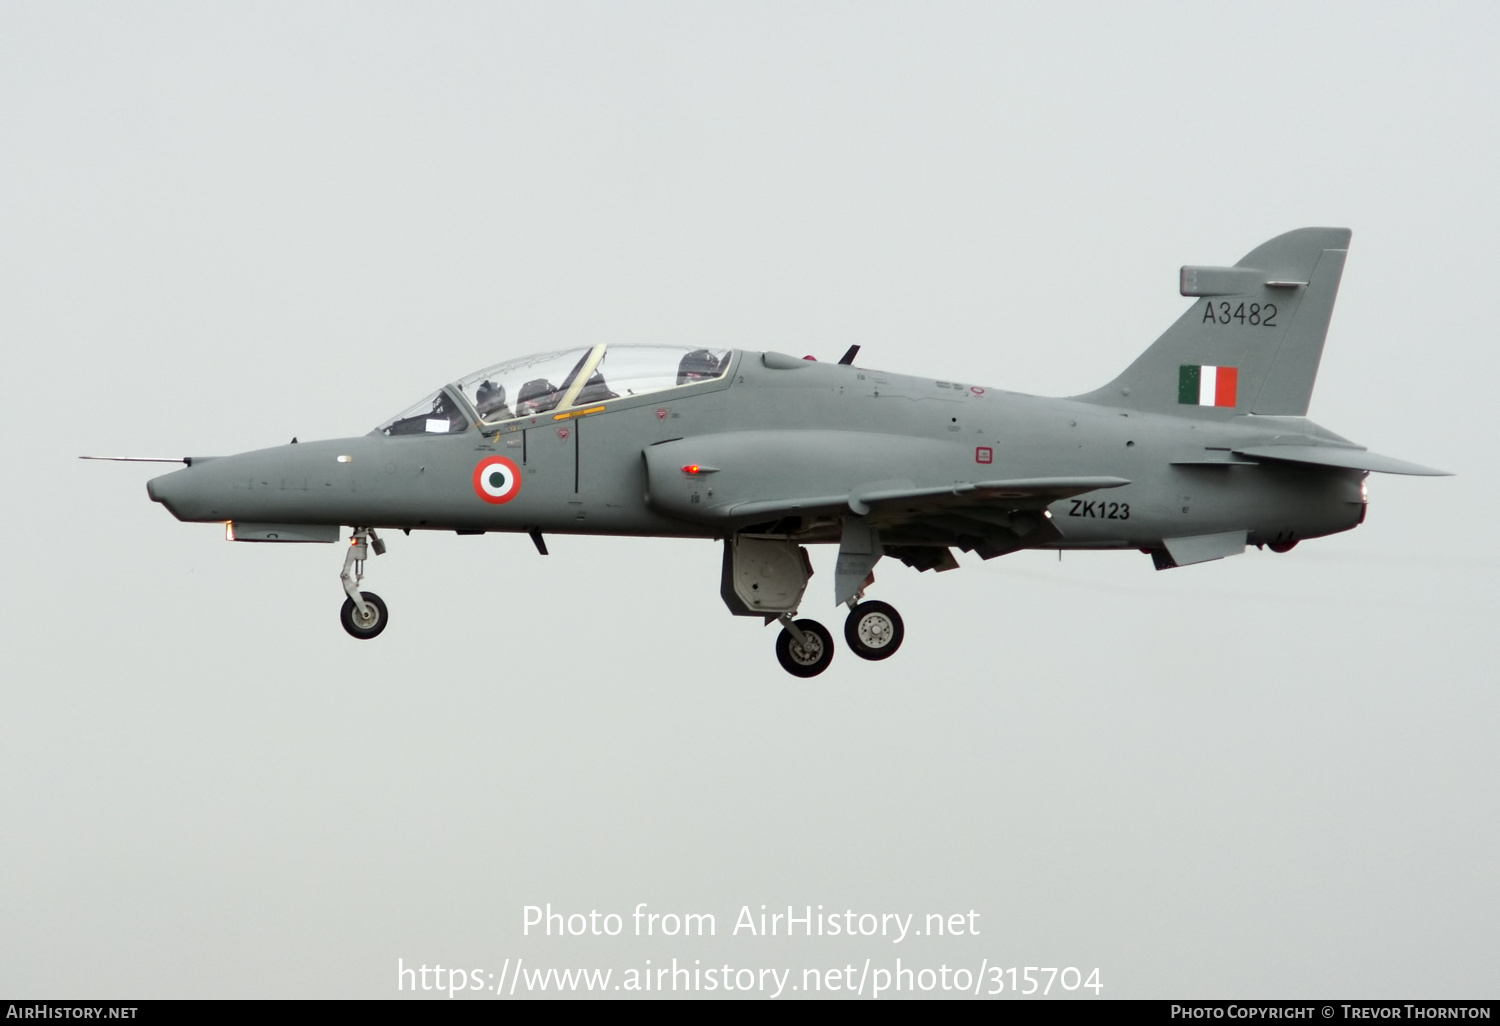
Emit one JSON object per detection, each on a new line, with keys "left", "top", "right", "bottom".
{"left": 1073, "top": 227, "right": 1351, "bottom": 416}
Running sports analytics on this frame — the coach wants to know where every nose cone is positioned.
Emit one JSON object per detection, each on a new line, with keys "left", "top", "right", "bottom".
{"left": 145, "top": 440, "right": 365, "bottom": 524}
{"left": 148, "top": 457, "right": 235, "bottom": 521}
{"left": 147, "top": 466, "right": 195, "bottom": 520}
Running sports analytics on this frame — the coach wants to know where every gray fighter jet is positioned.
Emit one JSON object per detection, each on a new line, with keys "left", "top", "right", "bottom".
{"left": 111, "top": 228, "right": 1447, "bottom": 676}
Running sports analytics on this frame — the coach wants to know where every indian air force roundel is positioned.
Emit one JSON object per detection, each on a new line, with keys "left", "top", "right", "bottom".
{"left": 472, "top": 455, "right": 523, "bottom": 504}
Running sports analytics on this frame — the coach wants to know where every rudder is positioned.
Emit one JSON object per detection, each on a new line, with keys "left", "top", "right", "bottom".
{"left": 1073, "top": 227, "right": 1351, "bottom": 416}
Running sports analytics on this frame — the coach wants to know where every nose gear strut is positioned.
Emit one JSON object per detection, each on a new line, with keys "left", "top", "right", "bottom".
{"left": 339, "top": 527, "right": 389, "bottom": 639}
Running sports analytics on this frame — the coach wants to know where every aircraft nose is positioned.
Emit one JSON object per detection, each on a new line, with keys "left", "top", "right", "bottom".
{"left": 147, "top": 468, "right": 177, "bottom": 509}
{"left": 147, "top": 465, "right": 202, "bottom": 520}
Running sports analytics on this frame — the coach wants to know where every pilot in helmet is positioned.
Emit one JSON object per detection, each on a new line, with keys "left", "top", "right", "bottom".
{"left": 475, "top": 379, "right": 509, "bottom": 419}
{"left": 676, "top": 349, "right": 722, "bottom": 385}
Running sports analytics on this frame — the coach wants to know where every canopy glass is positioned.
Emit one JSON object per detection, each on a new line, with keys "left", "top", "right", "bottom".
{"left": 377, "top": 345, "right": 731, "bottom": 435}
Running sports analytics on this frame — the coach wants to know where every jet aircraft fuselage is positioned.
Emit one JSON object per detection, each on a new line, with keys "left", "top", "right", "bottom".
{"left": 146, "top": 357, "right": 1368, "bottom": 551}
{"left": 128, "top": 228, "right": 1447, "bottom": 676}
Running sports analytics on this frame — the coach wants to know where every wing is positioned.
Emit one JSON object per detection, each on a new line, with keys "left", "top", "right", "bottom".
{"left": 644, "top": 432, "right": 1130, "bottom": 564}
{"left": 724, "top": 476, "right": 1129, "bottom": 519}
{"left": 732, "top": 476, "right": 1130, "bottom": 566}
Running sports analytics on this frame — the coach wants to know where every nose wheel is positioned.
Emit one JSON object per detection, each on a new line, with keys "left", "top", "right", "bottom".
{"left": 340, "top": 591, "right": 388, "bottom": 639}
{"left": 339, "top": 527, "right": 389, "bottom": 640}
{"left": 844, "top": 600, "right": 904, "bottom": 660}
{"left": 775, "top": 617, "right": 835, "bottom": 677}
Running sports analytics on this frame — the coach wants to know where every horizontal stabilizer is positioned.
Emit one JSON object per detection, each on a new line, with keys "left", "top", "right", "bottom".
{"left": 1234, "top": 445, "right": 1450, "bottom": 476}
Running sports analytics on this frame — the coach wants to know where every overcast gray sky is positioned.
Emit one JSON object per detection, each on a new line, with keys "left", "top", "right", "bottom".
{"left": 2, "top": 1, "right": 1496, "bottom": 999}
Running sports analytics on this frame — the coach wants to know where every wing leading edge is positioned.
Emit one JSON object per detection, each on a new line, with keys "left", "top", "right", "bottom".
{"left": 724, "top": 476, "right": 1130, "bottom": 520}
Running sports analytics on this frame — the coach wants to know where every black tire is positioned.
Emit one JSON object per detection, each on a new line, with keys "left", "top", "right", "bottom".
{"left": 775, "top": 618, "right": 835, "bottom": 677}
{"left": 340, "top": 591, "right": 389, "bottom": 640}
{"left": 844, "top": 600, "right": 904, "bottom": 660}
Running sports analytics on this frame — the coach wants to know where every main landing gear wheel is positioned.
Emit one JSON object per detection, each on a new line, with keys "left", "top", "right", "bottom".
{"left": 340, "top": 591, "right": 388, "bottom": 639}
{"left": 844, "top": 600, "right": 904, "bottom": 660}
{"left": 775, "top": 618, "right": 835, "bottom": 678}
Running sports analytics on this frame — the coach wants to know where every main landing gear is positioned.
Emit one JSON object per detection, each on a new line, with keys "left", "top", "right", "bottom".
{"left": 725, "top": 533, "right": 909, "bottom": 677}
{"left": 775, "top": 615, "right": 835, "bottom": 677}
{"left": 771, "top": 601, "right": 907, "bottom": 678}
{"left": 844, "top": 600, "right": 904, "bottom": 661}
{"left": 339, "top": 527, "right": 388, "bottom": 640}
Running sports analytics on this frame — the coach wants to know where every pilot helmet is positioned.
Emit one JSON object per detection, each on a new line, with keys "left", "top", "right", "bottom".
{"left": 676, "top": 349, "right": 721, "bottom": 384}
{"left": 475, "top": 379, "right": 506, "bottom": 414}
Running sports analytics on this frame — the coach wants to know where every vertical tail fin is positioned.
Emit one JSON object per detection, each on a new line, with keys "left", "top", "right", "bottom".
{"left": 1073, "top": 227, "right": 1351, "bottom": 416}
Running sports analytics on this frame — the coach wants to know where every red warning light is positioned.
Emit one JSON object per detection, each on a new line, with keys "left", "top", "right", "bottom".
{"left": 802, "top": 355, "right": 817, "bottom": 361}
{"left": 683, "top": 465, "right": 701, "bottom": 474}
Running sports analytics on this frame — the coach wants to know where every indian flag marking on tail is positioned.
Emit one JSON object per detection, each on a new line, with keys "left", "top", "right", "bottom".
{"left": 1178, "top": 365, "right": 1239, "bottom": 407}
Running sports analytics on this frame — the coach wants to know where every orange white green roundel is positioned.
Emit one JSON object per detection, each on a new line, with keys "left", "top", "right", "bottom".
{"left": 472, "top": 455, "right": 522, "bottom": 504}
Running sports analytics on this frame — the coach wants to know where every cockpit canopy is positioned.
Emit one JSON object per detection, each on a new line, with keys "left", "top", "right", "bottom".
{"left": 378, "top": 344, "right": 732, "bottom": 436}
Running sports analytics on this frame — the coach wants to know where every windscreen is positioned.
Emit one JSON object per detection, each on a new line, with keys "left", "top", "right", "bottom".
{"left": 377, "top": 389, "right": 470, "bottom": 436}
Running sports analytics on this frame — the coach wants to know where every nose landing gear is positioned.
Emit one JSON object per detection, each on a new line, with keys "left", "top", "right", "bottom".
{"left": 339, "top": 527, "right": 389, "bottom": 639}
